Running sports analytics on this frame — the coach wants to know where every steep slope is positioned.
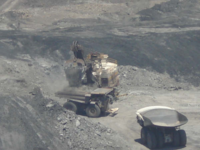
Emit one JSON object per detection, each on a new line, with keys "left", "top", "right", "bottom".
{"left": 0, "top": 55, "right": 131, "bottom": 150}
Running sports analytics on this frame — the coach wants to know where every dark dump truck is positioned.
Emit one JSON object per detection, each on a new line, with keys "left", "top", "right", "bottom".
{"left": 56, "top": 87, "right": 118, "bottom": 117}
{"left": 136, "top": 106, "right": 188, "bottom": 149}
{"left": 56, "top": 42, "right": 119, "bottom": 117}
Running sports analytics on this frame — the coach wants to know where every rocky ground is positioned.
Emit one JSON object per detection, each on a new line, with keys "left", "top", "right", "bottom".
{"left": 0, "top": 55, "right": 131, "bottom": 150}
{"left": 0, "top": 0, "right": 200, "bottom": 150}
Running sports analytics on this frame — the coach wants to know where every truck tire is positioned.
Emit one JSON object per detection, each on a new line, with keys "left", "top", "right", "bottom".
{"left": 156, "top": 131, "right": 164, "bottom": 148}
{"left": 173, "top": 131, "right": 180, "bottom": 146}
{"left": 178, "top": 130, "right": 187, "bottom": 146}
{"left": 146, "top": 130, "right": 157, "bottom": 149}
{"left": 107, "top": 95, "right": 114, "bottom": 104}
{"left": 141, "top": 127, "right": 148, "bottom": 144}
{"left": 86, "top": 104, "right": 101, "bottom": 117}
{"left": 63, "top": 102, "right": 77, "bottom": 113}
{"left": 101, "top": 96, "right": 110, "bottom": 113}
{"left": 137, "top": 116, "right": 144, "bottom": 127}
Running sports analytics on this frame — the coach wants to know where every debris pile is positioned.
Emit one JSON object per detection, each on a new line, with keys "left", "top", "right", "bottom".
{"left": 30, "top": 87, "right": 131, "bottom": 150}
{"left": 118, "top": 65, "right": 192, "bottom": 92}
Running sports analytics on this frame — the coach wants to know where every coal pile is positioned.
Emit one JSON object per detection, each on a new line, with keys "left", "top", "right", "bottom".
{"left": 56, "top": 109, "right": 130, "bottom": 150}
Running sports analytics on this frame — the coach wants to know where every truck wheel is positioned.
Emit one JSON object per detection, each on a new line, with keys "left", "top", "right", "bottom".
{"left": 146, "top": 130, "right": 157, "bottom": 149}
{"left": 86, "top": 104, "right": 101, "bottom": 117}
{"left": 63, "top": 102, "right": 77, "bottom": 113}
{"left": 137, "top": 117, "right": 144, "bottom": 127}
{"left": 101, "top": 103, "right": 109, "bottom": 116}
{"left": 156, "top": 131, "right": 164, "bottom": 148}
{"left": 101, "top": 96, "right": 111, "bottom": 112}
{"left": 107, "top": 95, "right": 114, "bottom": 104}
{"left": 141, "top": 127, "right": 148, "bottom": 144}
{"left": 173, "top": 131, "right": 180, "bottom": 146}
{"left": 178, "top": 130, "right": 187, "bottom": 146}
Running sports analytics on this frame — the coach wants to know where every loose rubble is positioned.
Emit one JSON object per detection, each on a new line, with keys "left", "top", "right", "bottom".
{"left": 118, "top": 65, "right": 192, "bottom": 93}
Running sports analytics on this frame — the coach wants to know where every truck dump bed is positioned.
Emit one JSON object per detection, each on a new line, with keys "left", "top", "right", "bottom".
{"left": 55, "top": 88, "right": 87, "bottom": 101}
{"left": 55, "top": 88, "right": 113, "bottom": 101}
{"left": 136, "top": 106, "right": 188, "bottom": 127}
{"left": 90, "top": 88, "right": 113, "bottom": 95}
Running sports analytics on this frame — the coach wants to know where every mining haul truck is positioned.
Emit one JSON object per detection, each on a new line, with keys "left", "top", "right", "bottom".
{"left": 56, "top": 41, "right": 119, "bottom": 117}
{"left": 136, "top": 106, "right": 188, "bottom": 149}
